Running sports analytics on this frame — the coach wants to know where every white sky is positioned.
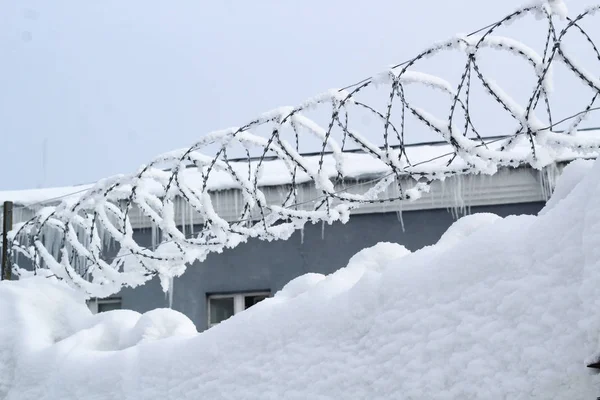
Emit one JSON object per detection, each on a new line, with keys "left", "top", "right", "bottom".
{"left": 0, "top": 0, "right": 597, "bottom": 190}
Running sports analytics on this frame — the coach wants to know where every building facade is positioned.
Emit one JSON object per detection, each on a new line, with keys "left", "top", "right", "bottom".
{"left": 115, "top": 164, "right": 556, "bottom": 331}
{"left": 1, "top": 152, "right": 565, "bottom": 332}
{"left": 118, "top": 201, "right": 545, "bottom": 331}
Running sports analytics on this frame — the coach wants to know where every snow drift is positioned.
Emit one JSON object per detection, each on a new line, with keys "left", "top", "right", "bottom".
{"left": 2, "top": 158, "right": 600, "bottom": 399}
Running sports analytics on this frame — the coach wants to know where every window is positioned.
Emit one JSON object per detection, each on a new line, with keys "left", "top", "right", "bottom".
{"left": 207, "top": 292, "right": 269, "bottom": 328}
{"left": 87, "top": 297, "right": 122, "bottom": 314}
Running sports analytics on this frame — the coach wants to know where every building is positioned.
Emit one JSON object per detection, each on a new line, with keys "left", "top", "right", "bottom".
{"left": 0, "top": 140, "right": 584, "bottom": 331}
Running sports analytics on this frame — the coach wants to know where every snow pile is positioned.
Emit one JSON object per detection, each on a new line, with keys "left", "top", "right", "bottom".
{"left": 3, "top": 159, "right": 600, "bottom": 398}
{"left": 435, "top": 213, "right": 502, "bottom": 248}
{"left": 540, "top": 158, "right": 595, "bottom": 215}
{"left": 0, "top": 279, "right": 197, "bottom": 399}
{"left": 0, "top": 278, "right": 90, "bottom": 396}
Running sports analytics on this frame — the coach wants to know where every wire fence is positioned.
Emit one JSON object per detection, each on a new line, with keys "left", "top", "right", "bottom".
{"left": 8, "top": 1, "right": 600, "bottom": 297}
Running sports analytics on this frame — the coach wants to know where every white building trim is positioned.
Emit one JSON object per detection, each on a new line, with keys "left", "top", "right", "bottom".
{"left": 120, "top": 164, "right": 561, "bottom": 230}
{"left": 3, "top": 164, "right": 565, "bottom": 231}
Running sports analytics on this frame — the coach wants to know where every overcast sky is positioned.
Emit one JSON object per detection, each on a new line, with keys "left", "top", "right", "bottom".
{"left": 0, "top": 0, "right": 596, "bottom": 190}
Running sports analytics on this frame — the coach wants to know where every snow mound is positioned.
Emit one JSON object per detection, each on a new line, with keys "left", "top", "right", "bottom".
{"left": 540, "top": 158, "right": 595, "bottom": 215}
{"left": 3, "top": 159, "right": 600, "bottom": 399}
{"left": 0, "top": 279, "right": 197, "bottom": 399}
{"left": 436, "top": 213, "right": 502, "bottom": 247}
{"left": 0, "top": 278, "right": 90, "bottom": 396}
{"left": 346, "top": 241, "right": 411, "bottom": 272}
{"left": 72, "top": 309, "right": 144, "bottom": 351}
{"left": 275, "top": 273, "right": 326, "bottom": 299}
{"left": 120, "top": 308, "right": 197, "bottom": 348}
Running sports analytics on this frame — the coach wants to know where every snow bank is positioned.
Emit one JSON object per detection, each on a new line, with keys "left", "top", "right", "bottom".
{"left": 3, "top": 159, "right": 600, "bottom": 398}
{"left": 540, "top": 158, "right": 595, "bottom": 215}
{"left": 0, "top": 279, "right": 197, "bottom": 399}
{"left": 0, "top": 278, "right": 90, "bottom": 396}
{"left": 435, "top": 213, "right": 502, "bottom": 248}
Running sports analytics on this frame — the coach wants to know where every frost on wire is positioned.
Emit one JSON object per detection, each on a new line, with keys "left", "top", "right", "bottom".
{"left": 9, "top": 0, "right": 600, "bottom": 298}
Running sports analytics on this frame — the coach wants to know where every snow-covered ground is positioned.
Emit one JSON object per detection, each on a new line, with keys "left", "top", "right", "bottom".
{"left": 2, "top": 158, "right": 600, "bottom": 399}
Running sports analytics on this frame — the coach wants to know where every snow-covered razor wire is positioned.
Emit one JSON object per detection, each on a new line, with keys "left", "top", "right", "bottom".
{"left": 8, "top": 0, "right": 600, "bottom": 297}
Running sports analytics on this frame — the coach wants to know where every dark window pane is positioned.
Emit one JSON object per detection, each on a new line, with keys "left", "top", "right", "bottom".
{"left": 244, "top": 294, "right": 268, "bottom": 310}
{"left": 209, "top": 297, "right": 234, "bottom": 324}
{"left": 98, "top": 301, "right": 121, "bottom": 313}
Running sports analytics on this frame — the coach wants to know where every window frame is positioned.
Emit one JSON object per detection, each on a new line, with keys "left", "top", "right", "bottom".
{"left": 207, "top": 291, "right": 270, "bottom": 328}
{"left": 87, "top": 297, "right": 122, "bottom": 314}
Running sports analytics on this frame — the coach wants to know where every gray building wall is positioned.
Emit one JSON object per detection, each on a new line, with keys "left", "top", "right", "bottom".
{"left": 118, "top": 201, "right": 545, "bottom": 331}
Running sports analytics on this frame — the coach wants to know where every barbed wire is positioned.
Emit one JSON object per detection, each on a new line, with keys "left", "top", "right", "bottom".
{"left": 338, "top": 16, "right": 521, "bottom": 93}
{"left": 105, "top": 118, "right": 600, "bottom": 265}
{"left": 8, "top": 1, "right": 600, "bottom": 297}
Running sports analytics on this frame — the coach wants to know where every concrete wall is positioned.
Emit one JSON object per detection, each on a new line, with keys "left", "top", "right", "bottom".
{"left": 118, "top": 202, "right": 545, "bottom": 331}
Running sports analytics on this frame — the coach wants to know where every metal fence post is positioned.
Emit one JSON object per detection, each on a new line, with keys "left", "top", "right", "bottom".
{"left": 1, "top": 201, "right": 13, "bottom": 281}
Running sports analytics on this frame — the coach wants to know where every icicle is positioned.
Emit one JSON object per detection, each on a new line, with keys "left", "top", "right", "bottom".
{"left": 233, "top": 189, "right": 239, "bottom": 220}
{"left": 188, "top": 201, "right": 194, "bottom": 237}
{"left": 49, "top": 228, "right": 60, "bottom": 260}
{"left": 13, "top": 207, "right": 23, "bottom": 225}
{"left": 393, "top": 180, "right": 406, "bottom": 232}
{"left": 447, "top": 176, "right": 456, "bottom": 219}
{"left": 321, "top": 220, "right": 325, "bottom": 240}
{"left": 439, "top": 178, "right": 447, "bottom": 210}
{"left": 459, "top": 175, "right": 466, "bottom": 217}
{"left": 180, "top": 198, "right": 186, "bottom": 237}
{"left": 396, "top": 206, "right": 405, "bottom": 233}
{"left": 300, "top": 227, "right": 304, "bottom": 245}
{"left": 168, "top": 276, "right": 174, "bottom": 309}
{"left": 450, "top": 175, "right": 466, "bottom": 219}
{"left": 540, "top": 163, "right": 559, "bottom": 200}
{"left": 540, "top": 168, "right": 549, "bottom": 200}
{"left": 151, "top": 225, "right": 159, "bottom": 250}
{"left": 137, "top": 206, "right": 144, "bottom": 234}
{"left": 100, "top": 225, "right": 112, "bottom": 253}
{"left": 466, "top": 174, "right": 473, "bottom": 215}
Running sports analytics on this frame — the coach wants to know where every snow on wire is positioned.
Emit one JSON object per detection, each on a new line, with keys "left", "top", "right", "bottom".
{"left": 8, "top": 0, "right": 600, "bottom": 297}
